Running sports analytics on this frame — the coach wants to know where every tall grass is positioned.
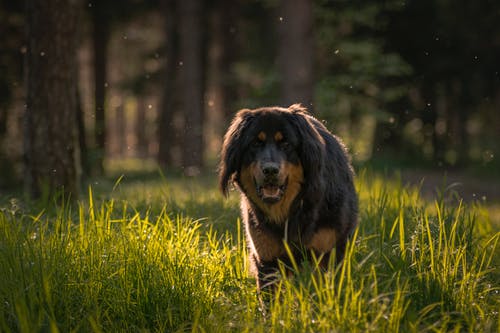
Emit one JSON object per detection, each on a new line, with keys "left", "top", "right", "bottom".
{"left": 0, "top": 172, "right": 498, "bottom": 332}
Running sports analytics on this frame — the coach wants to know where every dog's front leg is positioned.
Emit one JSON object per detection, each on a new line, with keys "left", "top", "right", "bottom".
{"left": 254, "top": 257, "right": 282, "bottom": 291}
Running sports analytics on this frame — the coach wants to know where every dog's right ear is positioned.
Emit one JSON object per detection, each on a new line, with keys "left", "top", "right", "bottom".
{"left": 218, "top": 109, "right": 253, "bottom": 197}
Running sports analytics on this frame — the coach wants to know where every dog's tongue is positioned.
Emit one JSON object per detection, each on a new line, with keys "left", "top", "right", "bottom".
{"left": 262, "top": 185, "right": 280, "bottom": 197}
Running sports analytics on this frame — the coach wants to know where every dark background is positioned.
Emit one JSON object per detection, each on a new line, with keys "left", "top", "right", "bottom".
{"left": 0, "top": 0, "right": 499, "bottom": 201}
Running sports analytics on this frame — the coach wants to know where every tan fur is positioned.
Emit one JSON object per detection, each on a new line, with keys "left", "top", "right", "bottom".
{"left": 274, "top": 131, "right": 283, "bottom": 142}
{"left": 307, "top": 228, "right": 337, "bottom": 253}
{"left": 240, "top": 163, "right": 262, "bottom": 204}
{"left": 240, "top": 161, "right": 304, "bottom": 224}
{"left": 246, "top": 223, "right": 285, "bottom": 261}
{"left": 257, "top": 131, "right": 266, "bottom": 141}
{"left": 266, "top": 161, "right": 303, "bottom": 223}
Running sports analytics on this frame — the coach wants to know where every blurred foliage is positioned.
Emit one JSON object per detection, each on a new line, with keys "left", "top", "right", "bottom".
{"left": 0, "top": 0, "right": 499, "bottom": 190}
{"left": 313, "top": 1, "right": 413, "bottom": 160}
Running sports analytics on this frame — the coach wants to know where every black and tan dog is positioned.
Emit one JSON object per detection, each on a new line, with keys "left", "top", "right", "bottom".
{"left": 219, "top": 104, "right": 358, "bottom": 290}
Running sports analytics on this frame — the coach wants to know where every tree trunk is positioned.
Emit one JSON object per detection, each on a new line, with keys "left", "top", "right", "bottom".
{"left": 448, "top": 80, "right": 468, "bottom": 166}
{"left": 115, "top": 103, "right": 126, "bottom": 157}
{"left": 213, "top": 0, "right": 238, "bottom": 122}
{"left": 136, "top": 98, "right": 148, "bottom": 158}
{"left": 277, "top": 0, "right": 314, "bottom": 110}
{"left": 0, "top": 105, "right": 15, "bottom": 188}
{"left": 76, "top": 83, "right": 89, "bottom": 178}
{"left": 158, "top": 0, "right": 179, "bottom": 168}
{"left": 24, "top": 0, "right": 81, "bottom": 199}
{"left": 178, "top": 0, "right": 205, "bottom": 174}
{"left": 92, "top": 1, "right": 110, "bottom": 175}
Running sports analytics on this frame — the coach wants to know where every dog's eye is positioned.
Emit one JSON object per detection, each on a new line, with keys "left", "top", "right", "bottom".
{"left": 251, "top": 139, "right": 264, "bottom": 148}
{"left": 280, "top": 141, "right": 291, "bottom": 150}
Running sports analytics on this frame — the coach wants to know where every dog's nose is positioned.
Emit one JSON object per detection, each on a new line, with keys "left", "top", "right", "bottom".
{"left": 262, "top": 163, "right": 279, "bottom": 176}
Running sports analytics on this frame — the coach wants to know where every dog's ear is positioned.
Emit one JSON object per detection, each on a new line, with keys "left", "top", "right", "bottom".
{"left": 219, "top": 109, "right": 253, "bottom": 197}
{"left": 287, "top": 105, "right": 326, "bottom": 200}
{"left": 288, "top": 103, "right": 308, "bottom": 114}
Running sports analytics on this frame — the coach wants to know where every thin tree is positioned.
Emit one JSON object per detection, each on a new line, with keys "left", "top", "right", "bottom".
{"left": 24, "top": 0, "right": 81, "bottom": 198}
{"left": 178, "top": 0, "right": 205, "bottom": 174}
{"left": 212, "top": 0, "right": 238, "bottom": 122}
{"left": 92, "top": 0, "right": 111, "bottom": 175}
{"left": 136, "top": 98, "right": 148, "bottom": 158}
{"left": 75, "top": 83, "right": 89, "bottom": 178}
{"left": 158, "top": 0, "right": 179, "bottom": 168}
{"left": 277, "top": 0, "right": 314, "bottom": 110}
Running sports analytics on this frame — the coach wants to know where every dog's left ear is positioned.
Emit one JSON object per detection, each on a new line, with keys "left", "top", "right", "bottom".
{"left": 219, "top": 109, "right": 253, "bottom": 197}
{"left": 286, "top": 105, "right": 326, "bottom": 198}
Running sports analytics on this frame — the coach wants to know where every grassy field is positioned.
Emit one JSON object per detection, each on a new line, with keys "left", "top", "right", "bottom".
{"left": 0, "top": 168, "right": 498, "bottom": 332}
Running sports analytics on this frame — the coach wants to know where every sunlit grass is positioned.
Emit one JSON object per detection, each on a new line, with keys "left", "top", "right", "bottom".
{"left": 0, "top": 170, "right": 498, "bottom": 332}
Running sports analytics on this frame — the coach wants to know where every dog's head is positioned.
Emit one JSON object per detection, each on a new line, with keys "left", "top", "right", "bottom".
{"left": 219, "top": 104, "right": 326, "bottom": 215}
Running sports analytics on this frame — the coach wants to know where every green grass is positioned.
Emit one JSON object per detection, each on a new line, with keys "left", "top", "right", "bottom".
{"left": 0, "top": 170, "right": 498, "bottom": 332}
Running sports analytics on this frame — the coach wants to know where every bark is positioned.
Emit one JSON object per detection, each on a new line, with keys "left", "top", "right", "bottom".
{"left": 24, "top": 0, "right": 81, "bottom": 198}
{"left": 115, "top": 104, "right": 126, "bottom": 157}
{"left": 76, "top": 84, "right": 89, "bottom": 178}
{"left": 158, "top": 0, "right": 179, "bottom": 168}
{"left": 420, "top": 85, "right": 441, "bottom": 162}
{"left": 92, "top": 1, "right": 110, "bottom": 175}
{"left": 178, "top": 0, "right": 205, "bottom": 173}
{"left": 447, "top": 80, "right": 469, "bottom": 166}
{"left": 136, "top": 98, "right": 148, "bottom": 158}
{"left": 277, "top": 0, "right": 314, "bottom": 110}
{"left": 213, "top": 0, "right": 238, "bottom": 121}
{"left": 0, "top": 106, "right": 6, "bottom": 140}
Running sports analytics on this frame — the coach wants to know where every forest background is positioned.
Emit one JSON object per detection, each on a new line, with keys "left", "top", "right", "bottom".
{"left": 0, "top": 0, "right": 499, "bottom": 202}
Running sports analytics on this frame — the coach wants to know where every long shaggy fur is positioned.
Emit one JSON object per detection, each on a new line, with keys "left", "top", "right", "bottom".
{"left": 219, "top": 104, "right": 358, "bottom": 290}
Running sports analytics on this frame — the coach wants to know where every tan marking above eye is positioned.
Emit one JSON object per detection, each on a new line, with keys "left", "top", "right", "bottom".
{"left": 258, "top": 131, "right": 266, "bottom": 141}
{"left": 274, "top": 131, "right": 283, "bottom": 142}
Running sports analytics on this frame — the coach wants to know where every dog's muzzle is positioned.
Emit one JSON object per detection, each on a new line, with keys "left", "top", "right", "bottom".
{"left": 256, "top": 163, "right": 288, "bottom": 204}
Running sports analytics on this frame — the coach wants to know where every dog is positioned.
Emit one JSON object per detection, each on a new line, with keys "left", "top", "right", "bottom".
{"left": 219, "top": 104, "right": 358, "bottom": 290}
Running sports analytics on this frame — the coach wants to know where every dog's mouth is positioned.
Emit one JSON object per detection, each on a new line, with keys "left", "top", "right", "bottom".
{"left": 256, "top": 177, "right": 288, "bottom": 204}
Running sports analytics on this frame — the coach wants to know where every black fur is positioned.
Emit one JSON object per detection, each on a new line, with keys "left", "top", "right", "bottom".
{"left": 219, "top": 104, "right": 358, "bottom": 290}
